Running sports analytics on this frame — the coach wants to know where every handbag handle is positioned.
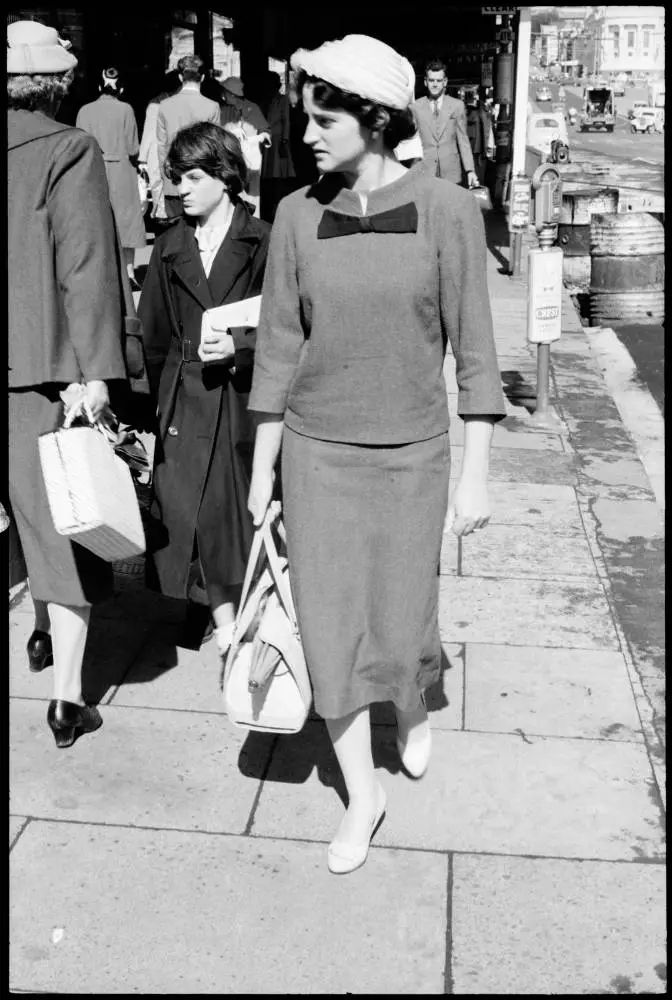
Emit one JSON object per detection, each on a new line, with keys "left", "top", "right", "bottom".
{"left": 236, "top": 503, "right": 297, "bottom": 633}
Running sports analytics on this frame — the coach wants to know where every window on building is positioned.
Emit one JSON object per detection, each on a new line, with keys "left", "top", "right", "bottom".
{"left": 625, "top": 25, "right": 636, "bottom": 50}
{"left": 608, "top": 24, "right": 620, "bottom": 59}
{"left": 212, "top": 12, "right": 240, "bottom": 79}
{"left": 268, "top": 57, "right": 287, "bottom": 94}
{"left": 642, "top": 24, "right": 654, "bottom": 55}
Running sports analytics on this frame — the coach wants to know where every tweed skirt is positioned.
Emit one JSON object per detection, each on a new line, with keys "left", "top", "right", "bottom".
{"left": 8, "top": 387, "right": 114, "bottom": 607}
{"left": 281, "top": 427, "right": 450, "bottom": 719}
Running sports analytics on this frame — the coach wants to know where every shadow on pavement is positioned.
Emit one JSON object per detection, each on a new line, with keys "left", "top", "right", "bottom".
{"left": 484, "top": 209, "right": 512, "bottom": 274}
{"left": 238, "top": 646, "right": 459, "bottom": 803}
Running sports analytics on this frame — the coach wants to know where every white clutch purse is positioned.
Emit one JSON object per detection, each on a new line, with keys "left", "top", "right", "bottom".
{"left": 38, "top": 402, "right": 146, "bottom": 563}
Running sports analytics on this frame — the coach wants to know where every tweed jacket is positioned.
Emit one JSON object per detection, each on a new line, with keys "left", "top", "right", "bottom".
{"left": 411, "top": 94, "right": 476, "bottom": 184}
{"left": 156, "top": 88, "right": 221, "bottom": 197}
{"left": 249, "top": 164, "right": 506, "bottom": 445}
{"left": 8, "top": 109, "right": 126, "bottom": 389}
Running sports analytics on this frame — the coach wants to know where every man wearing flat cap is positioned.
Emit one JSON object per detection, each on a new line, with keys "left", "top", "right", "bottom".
{"left": 156, "top": 55, "right": 221, "bottom": 218}
{"left": 411, "top": 59, "right": 478, "bottom": 188}
{"left": 218, "top": 75, "right": 270, "bottom": 136}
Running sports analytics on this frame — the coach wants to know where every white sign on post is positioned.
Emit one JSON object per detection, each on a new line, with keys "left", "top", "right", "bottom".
{"left": 527, "top": 247, "right": 563, "bottom": 343}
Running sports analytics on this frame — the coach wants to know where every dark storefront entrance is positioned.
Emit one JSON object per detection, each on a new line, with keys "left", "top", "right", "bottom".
{"left": 8, "top": 6, "right": 518, "bottom": 128}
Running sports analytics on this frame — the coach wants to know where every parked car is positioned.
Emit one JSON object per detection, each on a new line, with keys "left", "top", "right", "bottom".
{"left": 536, "top": 86, "right": 552, "bottom": 102}
{"left": 612, "top": 79, "right": 626, "bottom": 97}
{"left": 628, "top": 100, "right": 649, "bottom": 120}
{"left": 527, "top": 112, "right": 570, "bottom": 160}
{"left": 630, "top": 107, "right": 664, "bottom": 134}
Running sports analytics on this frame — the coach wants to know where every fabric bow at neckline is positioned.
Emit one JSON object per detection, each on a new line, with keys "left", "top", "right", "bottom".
{"left": 317, "top": 201, "right": 418, "bottom": 239}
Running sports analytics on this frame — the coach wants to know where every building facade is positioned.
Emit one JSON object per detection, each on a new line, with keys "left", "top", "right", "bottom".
{"left": 588, "top": 5, "right": 665, "bottom": 80}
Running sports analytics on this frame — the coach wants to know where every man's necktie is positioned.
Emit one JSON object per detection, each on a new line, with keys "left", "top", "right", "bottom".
{"left": 433, "top": 100, "right": 440, "bottom": 117}
{"left": 317, "top": 202, "right": 418, "bottom": 239}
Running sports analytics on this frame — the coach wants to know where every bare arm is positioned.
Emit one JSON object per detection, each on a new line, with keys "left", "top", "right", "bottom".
{"left": 248, "top": 415, "right": 284, "bottom": 526}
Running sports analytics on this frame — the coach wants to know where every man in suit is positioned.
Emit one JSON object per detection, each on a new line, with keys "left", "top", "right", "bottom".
{"left": 411, "top": 59, "right": 478, "bottom": 187}
{"left": 156, "top": 55, "right": 221, "bottom": 218}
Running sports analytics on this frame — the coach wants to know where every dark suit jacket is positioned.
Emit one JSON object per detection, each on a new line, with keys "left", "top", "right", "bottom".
{"left": 411, "top": 94, "right": 476, "bottom": 184}
{"left": 8, "top": 110, "right": 126, "bottom": 389}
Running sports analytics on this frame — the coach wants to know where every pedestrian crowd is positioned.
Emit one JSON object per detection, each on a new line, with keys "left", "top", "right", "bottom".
{"left": 7, "top": 21, "right": 504, "bottom": 875}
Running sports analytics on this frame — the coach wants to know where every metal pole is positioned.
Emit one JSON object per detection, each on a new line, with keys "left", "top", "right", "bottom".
{"left": 510, "top": 231, "right": 523, "bottom": 277}
{"left": 535, "top": 343, "right": 551, "bottom": 415}
{"left": 533, "top": 222, "right": 556, "bottom": 420}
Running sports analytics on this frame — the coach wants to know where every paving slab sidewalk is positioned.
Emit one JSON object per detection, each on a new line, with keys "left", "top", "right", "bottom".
{"left": 10, "top": 213, "right": 665, "bottom": 995}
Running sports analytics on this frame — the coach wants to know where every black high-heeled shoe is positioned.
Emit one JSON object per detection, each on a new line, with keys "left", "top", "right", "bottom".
{"left": 27, "top": 630, "right": 53, "bottom": 673}
{"left": 47, "top": 700, "right": 103, "bottom": 749}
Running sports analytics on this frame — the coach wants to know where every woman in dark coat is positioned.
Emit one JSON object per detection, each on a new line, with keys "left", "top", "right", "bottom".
{"left": 8, "top": 21, "right": 128, "bottom": 747}
{"left": 77, "top": 67, "right": 146, "bottom": 289}
{"left": 138, "top": 122, "right": 270, "bottom": 656}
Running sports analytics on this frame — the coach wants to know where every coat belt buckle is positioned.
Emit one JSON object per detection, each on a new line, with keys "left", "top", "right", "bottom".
{"left": 181, "top": 339, "right": 194, "bottom": 363}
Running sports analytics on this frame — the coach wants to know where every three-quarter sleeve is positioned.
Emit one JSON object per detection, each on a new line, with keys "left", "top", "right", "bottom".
{"left": 248, "top": 199, "right": 306, "bottom": 414}
{"left": 439, "top": 193, "right": 506, "bottom": 420}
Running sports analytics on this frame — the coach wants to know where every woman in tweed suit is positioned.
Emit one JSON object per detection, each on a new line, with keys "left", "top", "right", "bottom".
{"left": 248, "top": 35, "right": 506, "bottom": 873}
{"left": 8, "top": 22, "right": 128, "bottom": 748}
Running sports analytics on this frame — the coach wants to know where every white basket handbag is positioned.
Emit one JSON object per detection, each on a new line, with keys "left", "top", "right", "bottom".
{"left": 222, "top": 503, "right": 312, "bottom": 734}
{"left": 38, "top": 398, "right": 146, "bottom": 563}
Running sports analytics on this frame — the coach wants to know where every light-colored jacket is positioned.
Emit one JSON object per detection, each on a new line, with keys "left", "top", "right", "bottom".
{"left": 411, "top": 94, "right": 475, "bottom": 184}
{"left": 156, "top": 88, "right": 221, "bottom": 197}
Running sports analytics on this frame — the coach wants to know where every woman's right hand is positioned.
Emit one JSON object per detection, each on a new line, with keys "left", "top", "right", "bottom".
{"left": 248, "top": 468, "right": 275, "bottom": 527}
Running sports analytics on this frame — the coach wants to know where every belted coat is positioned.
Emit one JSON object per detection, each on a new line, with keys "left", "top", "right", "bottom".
{"left": 137, "top": 202, "right": 270, "bottom": 599}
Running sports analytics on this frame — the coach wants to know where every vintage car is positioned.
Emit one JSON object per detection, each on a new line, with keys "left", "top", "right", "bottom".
{"left": 535, "top": 85, "right": 552, "bottom": 103}
{"left": 627, "top": 100, "right": 649, "bottom": 120}
{"left": 527, "top": 112, "right": 570, "bottom": 161}
{"left": 630, "top": 107, "right": 664, "bottom": 133}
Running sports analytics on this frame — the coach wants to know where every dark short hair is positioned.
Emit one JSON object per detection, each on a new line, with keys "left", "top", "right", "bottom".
{"left": 298, "top": 71, "right": 416, "bottom": 151}
{"left": 178, "top": 54, "right": 204, "bottom": 82}
{"left": 425, "top": 60, "right": 447, "bottom": 77}
{"left": 164, "top": 121, "right": 248, "bottom": 195}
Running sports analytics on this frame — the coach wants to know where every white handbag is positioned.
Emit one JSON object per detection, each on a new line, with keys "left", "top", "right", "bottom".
{"left": 224, "top": 121, "right": 263, "bottom": 173}
{"left": 222, "top": 503, "right": 312, "bottom": 734}
{"left": 38, "top": 399, "right": 146, "bottom": 563}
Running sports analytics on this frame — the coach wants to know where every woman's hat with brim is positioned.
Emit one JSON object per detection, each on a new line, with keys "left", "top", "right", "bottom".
{"left": 220, "top": 76, "right": 244, "bottom": 98}
{"left": 7, "top": 20, "right": 78, "bottom": 75}
{"left": 291, "top": 34, "right": 415, "bottom": 111}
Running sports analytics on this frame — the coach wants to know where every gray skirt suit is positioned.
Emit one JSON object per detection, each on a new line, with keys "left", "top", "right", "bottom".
{"left": 249, "top": 165, "right": 506, "bottom": 718}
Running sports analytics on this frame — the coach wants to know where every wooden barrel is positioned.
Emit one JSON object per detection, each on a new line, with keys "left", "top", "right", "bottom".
{"left": 589, "top": 212, "right": 665, "bottom": 326}
{"left": 558, "top": 186, "right": 619, "bottom": 294}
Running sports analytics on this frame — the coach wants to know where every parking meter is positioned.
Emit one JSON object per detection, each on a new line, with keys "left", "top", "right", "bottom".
{"left": 531, "top": 163, "right": 562, "bottom": 233}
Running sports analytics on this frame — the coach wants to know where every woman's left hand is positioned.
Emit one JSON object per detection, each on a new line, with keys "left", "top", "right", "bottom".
{"left": 198, "top": 330, "right": 236, "bottom": 363}
{"left": 446, "top": 478, "right": 491, "bottom": 536}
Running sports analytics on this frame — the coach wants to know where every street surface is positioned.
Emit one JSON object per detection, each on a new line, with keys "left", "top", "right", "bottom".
{"left": 527, "top": 79, "right": 665, "bottom": 423}
{"left": 529, "top": 82, "right": 664, "bottom": 190}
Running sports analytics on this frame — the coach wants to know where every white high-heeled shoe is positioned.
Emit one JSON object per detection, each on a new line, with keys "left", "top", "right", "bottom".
{"left": 396, "top": 698, "right": 432, "bottom": 778}
{"left": 327, "top": 784, "right": 387, "bottom": 875}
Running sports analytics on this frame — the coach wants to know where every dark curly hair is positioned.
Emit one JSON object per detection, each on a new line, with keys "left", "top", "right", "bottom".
{"left": 297, "top": 71, "right": 417, "bottom": 150}
{"left": 164, "top": 121, "right": 248, "bottom": 196}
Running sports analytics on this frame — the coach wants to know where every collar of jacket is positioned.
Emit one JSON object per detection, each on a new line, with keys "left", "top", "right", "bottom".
{"left": 159, "top": 199, "right": 266, "bottom": 310}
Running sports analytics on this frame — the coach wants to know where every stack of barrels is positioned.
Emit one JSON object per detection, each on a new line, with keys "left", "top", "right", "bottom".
{"left": 589, "top": 212, "right": 665, "bottom": 326}
{"left": 558, "top": 185, "right": 665, "bottom": 326}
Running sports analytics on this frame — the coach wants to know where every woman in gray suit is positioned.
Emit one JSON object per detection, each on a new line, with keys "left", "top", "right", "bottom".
{"left": 248, "top": 35, "right": 505, "bottom": 874}
{"left": 8, "top": 22, "right": 128, "bottom": 747}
